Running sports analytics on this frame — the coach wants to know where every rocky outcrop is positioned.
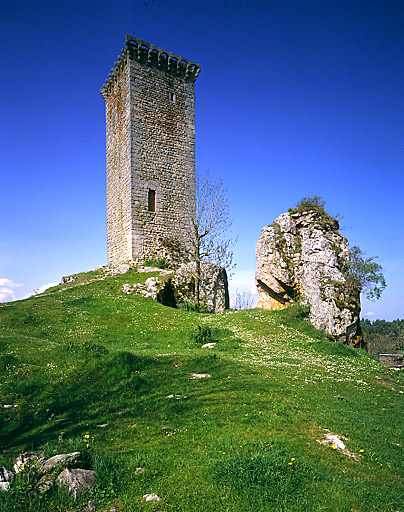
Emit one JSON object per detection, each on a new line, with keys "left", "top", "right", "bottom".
{"left": 122, "top": 262, "right": 229, "bottom": 313}
{"left": 256, "top": 209, "right": 361, "bottom": 345}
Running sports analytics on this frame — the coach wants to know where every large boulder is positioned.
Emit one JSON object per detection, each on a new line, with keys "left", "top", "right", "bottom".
{"left": 56, "top": 468, "right": 97, "bottom": 500}
{"left": 174, "top": 262, "right": 229, "bottom": 313}
{"left": 256, "top": 209, "right": 361, "bottom": 344}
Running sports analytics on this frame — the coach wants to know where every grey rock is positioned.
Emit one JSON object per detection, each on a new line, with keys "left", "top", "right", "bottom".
{"left": 202, "top": 342, "right": 217, "bottom": 348}
{"left": 56, "top": 468, "right": 97, "bottom": 500}
{"left": 79, "top": 500, "right": 97, "bottom": 512}
{"left": 134, "top": 467, "right": 145, "bottom": 475}
{"left": 13, "top": 451, "right": 45, "bottom": 473}
{"left": 138, "top": 266, "right": 173, "bottom": 274}
{"left": 60, "top": 275, "right": 76, "bottom": 284}
{"left": 115, "top": 263, "right": 132, "bottom": 274}
{"left": 0, "top": 467, "right": 14, "bottom": 492}
{"left": 38, "top": 451, "right": 81, "bottom": 475}
{"left": 35, "top": 474, "right": 55, "bottom": 495}
{"left": 189, "top": 373, "right": 211, "bottom": 379}
{"left": 104, "top": 264, "right": 133, "bottom": 277}
{"left": 143, "top": 493, "right": 162, "bottom": 502}
{"left": 256, "top": 209, "right": 361, "bottom": 344}
{"left": 174, "top": 262, "right": 229, "bottom": 313}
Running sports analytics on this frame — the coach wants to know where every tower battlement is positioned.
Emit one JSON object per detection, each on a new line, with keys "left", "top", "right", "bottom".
{"left": 101, "top": 36, "right": 200, "bottom": 266}
{"left": 101, "top": 36, "right": 200, "bottom": 99}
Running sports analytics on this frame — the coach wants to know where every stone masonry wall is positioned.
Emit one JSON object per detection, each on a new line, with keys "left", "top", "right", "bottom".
{"left": 104, "top": 56, "right": 133, "bottom": 265}
{"left": 101, "top": 36, "right": 200, "bottom": 266}
{"left": 129, "top": 58, "right": 196, "bottom": 261}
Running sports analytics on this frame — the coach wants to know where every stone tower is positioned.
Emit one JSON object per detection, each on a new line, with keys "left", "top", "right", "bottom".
{"left": 101, "top": 35, "right": 201, "bottom": 266}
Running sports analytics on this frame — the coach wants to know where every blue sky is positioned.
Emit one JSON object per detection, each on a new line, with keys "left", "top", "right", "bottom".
{"left": 1, "top": 0, "right": 403, "bottom": 320}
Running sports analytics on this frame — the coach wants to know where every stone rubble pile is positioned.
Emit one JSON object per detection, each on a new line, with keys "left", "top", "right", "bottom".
{"left": 0, "top": 450, "right": 97, "bottom": 500}
{"left": 122, "top": 262, "right": 229, "bottom": 313}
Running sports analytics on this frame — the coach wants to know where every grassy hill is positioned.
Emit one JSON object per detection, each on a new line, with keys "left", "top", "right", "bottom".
{"left": 1, "top": 267, "right": 403, "bottom": 511}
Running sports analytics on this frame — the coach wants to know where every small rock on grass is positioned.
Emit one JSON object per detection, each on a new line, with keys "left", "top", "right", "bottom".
{"left": 143, "top": 493, "right": 162, "bottom": 502}
{"left": 0, "top": 467, "right": 14, "bottom": 491}
{"left": 79, "top": 500, "right": 97, "bottom": 512}
{"left": 202, "top": 342, "right": 216, "bottom": 348}
{"left": 189, "top": 373, "right": 211, "bottom": 379}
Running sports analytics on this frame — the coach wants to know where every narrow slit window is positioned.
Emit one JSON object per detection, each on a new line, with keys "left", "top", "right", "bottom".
{"left": 148, "top": 189, "right": 156, "bottom": 212}
{"left": 169, "top": 91, "right": 176, "bottom": 103}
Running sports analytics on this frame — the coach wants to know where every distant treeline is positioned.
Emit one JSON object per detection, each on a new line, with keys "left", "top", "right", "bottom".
{"left": 361, "top": 318, "right": 404, "bottom": 355}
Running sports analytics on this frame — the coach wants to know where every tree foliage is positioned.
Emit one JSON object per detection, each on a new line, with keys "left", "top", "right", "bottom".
{"left": 361, "top": 318, "right": 404, "bottom": 355}
{"left": 348, "top": 246, "right": 386, "bottom": 301}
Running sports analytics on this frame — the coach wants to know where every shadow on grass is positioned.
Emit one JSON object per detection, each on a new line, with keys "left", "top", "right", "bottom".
{"left": 0, "top": 351, "right": 149, "bottom": 448}
{"left": 0, "top": 349, "right": 240, "bottom": 451}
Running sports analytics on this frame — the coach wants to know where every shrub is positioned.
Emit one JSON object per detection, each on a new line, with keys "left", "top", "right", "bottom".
{"left": 62, "top": 340, "right": 109, "bottom": 356}
{"left": 295, "top": 195, "right": 326, "bottom": 211}
{"left": 276, "top": 303, "right": 311, "bottom": 322}
{"left": 191, "top": 325, "right": 213, "bottom": 344}
{"left": 179, "top": 301, "right": 209, "bottom": 313}
{"left": 144, "top": 258, "right": 169, "bottom": 269}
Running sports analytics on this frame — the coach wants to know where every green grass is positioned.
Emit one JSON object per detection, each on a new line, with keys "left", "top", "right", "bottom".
{"left": 0, "top": 268, "right": 403, "bottom": 511}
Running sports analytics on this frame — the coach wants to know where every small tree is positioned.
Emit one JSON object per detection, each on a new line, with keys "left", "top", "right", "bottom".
{"left": 348, "top": 246, "right": 386, "bottom": 301}
{"left": 188, "top": 170, "right": 236, "bottom": 305}
{"left": 232, "top": 290, "right": 255, "bottom": 310}
{"left": 294, "top": 196, "right": 386, "bottom": 302}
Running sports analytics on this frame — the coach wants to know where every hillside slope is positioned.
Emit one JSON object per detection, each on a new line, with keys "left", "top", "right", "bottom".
{"left": 0, "top": 268, "right": 403, "bottom": 511}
